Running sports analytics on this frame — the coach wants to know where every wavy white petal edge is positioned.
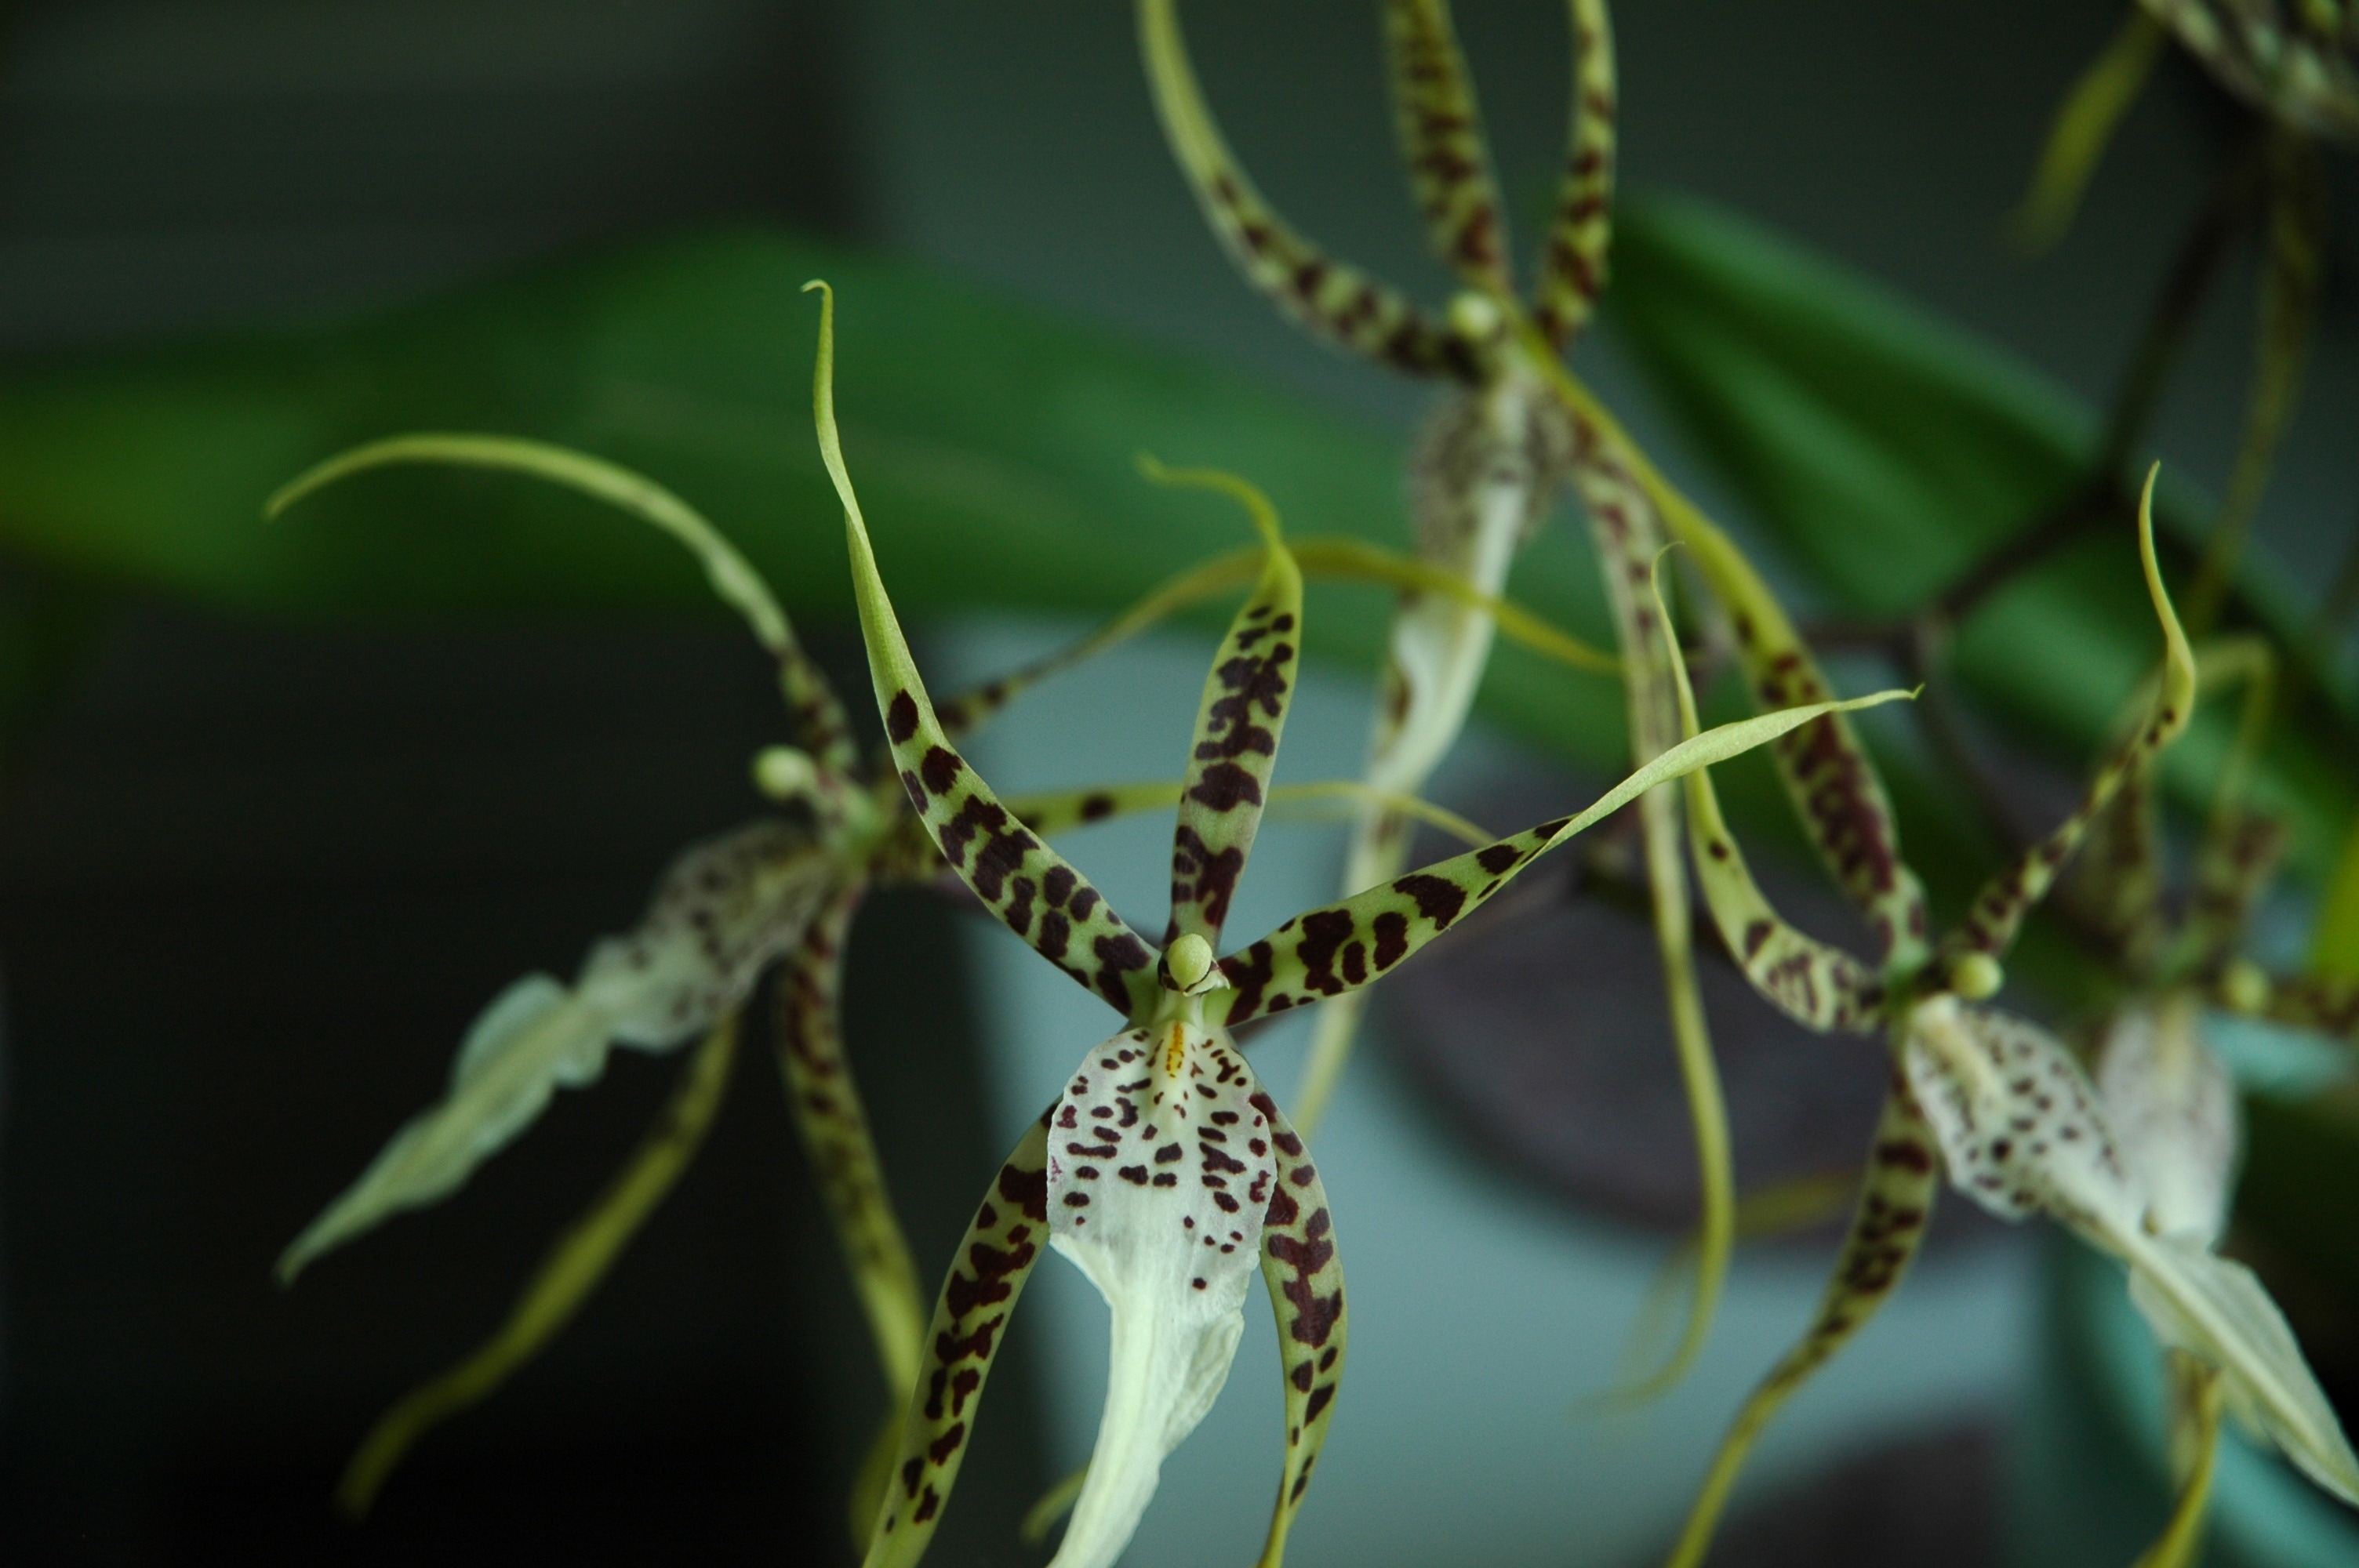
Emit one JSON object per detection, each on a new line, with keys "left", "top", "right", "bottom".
{"left": 278, "top": 820, "right": 831, "bottom": 1281}
{"left": 1043, "top": 1021, "right": 1277, "bottom": 1568}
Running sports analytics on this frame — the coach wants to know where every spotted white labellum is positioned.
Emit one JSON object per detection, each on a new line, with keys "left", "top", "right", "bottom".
{"left": 1903, "top": 996, "right": 2359, "bottom": 1504}
{"left": 2094, "top": 997, "right": 2237, "bottom": 1245}
{"left": 1044, "top": 1018, "right": 1278, "bottom": 1568}
{"left": 280, "top": 820, "right": 832, "bottom": 1280}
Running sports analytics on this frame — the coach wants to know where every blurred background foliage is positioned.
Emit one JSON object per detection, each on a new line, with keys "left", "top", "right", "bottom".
{"left": 0, "top": 2, "right": 2352, "bottom": 1564}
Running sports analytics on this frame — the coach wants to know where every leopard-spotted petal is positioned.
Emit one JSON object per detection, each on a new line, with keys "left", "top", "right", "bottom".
{"left": 1531, "top": 0, "right": 1618, "bottom": 348}
{"left": 334, "top": 1010, "right": 741, "bottom": 1516}
{"left": 1214, "top": 683, "right": 1914, "bottom": 1026}
{"left": 1136, "top": 0, "right": 1466, "bottom": 380}
{"left": 1903, "top": 999, "right": 2359, "bottom": 1505}
{"left": 775, "top": 887, "right": 927, "bottom": 1399}
{"left": 267, "top": 433, "right": 857, "bottom": 773}
{"left": 1044, "top": 1022, "right": 1279, "bottom": 1568}
{"left": 810, "top": 282, "right": 1162, "bottom": 1023}
{"left": 1547, "top": 372, "right": 1932, "bottom": 970}
{"left": 2059, "top": 762, "right": 2168, "bottom": 973}
{"left": 1652, "top": 557, "right": 1888, "bottom": 1034}
{"left": 1946, "top": 468, "right": 2194, "bottom": 966}
{"left": 279, "top": 819, "right": 834, "bottom": 1281}
{"left": 1158, "top": 466, "right": 1303, "bottom": 949}
{"left": 1247, "top": 1090, "right": 1345, "bottom": 1568}
{"left": 1663, "top": 1083, "right": 1940, "bottom": 1568}
{"left": 865, "top": 1116, "right": 1053, "bottom": 1568}
{"left": 1383, "top": 0, "right": 1516, "bottom": 300}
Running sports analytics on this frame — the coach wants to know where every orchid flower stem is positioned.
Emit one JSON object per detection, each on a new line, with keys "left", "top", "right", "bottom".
{"left": 335, "top": 1014, "right": 740, "bottom": 1518}
{"left": 2132, "top": 1356, "right": 2226, "bottom": 1568}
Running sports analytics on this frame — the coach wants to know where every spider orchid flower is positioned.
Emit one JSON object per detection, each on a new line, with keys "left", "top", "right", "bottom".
{"left": 264, "top": 437, "right": 1516, "bottom": 1519}
{"left": 805, "top": 281, "right": 1908, "bottom": 1568}
{"left": 1637, "top": 469, "right": 2359, "bottom": 1567}
{"left": 1141, "top": 0, "right": 1756, "bottom": 1403}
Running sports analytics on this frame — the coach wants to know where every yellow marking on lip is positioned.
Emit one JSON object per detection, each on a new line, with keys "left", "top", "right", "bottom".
{"left": 1163, "top": 1023, "right": 1187, "bottom": 1077}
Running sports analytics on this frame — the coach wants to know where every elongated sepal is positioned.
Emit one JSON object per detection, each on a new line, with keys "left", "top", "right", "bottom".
{"left": 2249, "top": 974, "right": 2359, "bottom": 1040}
{"left": 1136, "top": 0, "right": 1465, "bottom": 380}
{"left": 2059, "top": 765, "right": 2167, "bottom": 972}
{"left": 1383, "top": 0, "right": 1515, "bottom": 299}
{"left": 1161, "top": 468, "right": 1303, "bottom": 949}
{"left": 2094, "top": 999, "right": 2237, "bottom": 1246}
{"left": 281, "top": 820, "right": 830, "bottom": 1279}
{"left": 1045, "top": 1023, "right": 1277, "bottom": 1568}
{"left": 1249, "top": 1091, "right": 1345, "bottom": 1568}
{"left": 1653, "top": 561, "right": 1888, "bottom": 1034}
{"left": 775, "top": 888, "right": 927, "bottom": 1397}
{"left": 810, "top": 283, "right": 1163, "bottom": 1022}
{"left": 1663, "top": 1083, "right": 1939, "bottom": 1568}
{"left": 336, "top": 1012, "right": 742, "bottom": 1516}
{"left": 1946, "top": 468, "right": 2194, "bottom": 965}
{"left": 267, "top": 433, "right": 857, "bottom": 771}
{"left": 864, "top": 1117, "right": 1053, "bottom": 1568}
{"left": 2181, "top": 808, "right": 2289, "bottom": 973}
{"left": 1651, "top": 469, "right": 1931, "bottom": 967}
{"left": 1532, "top": 0, "right": 1617, "bottom": 347}
{"left": 1215, "top": 686, "right": 1914, "bottom": 1025}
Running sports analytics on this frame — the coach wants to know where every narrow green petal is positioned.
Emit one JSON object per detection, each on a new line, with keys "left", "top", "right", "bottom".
{"left": 2008, "top": 7, "right": 2167, "bottom": 252}
{"left": 809, "top": 281, "right": 1164, "bottom": 1023}
{"left": 1652, "top": 559, "right": 1889, "bottom": 1034}
{"left": 1249, "top": 1088, "right": 1346, "bottom": 1568}
{"left": 1157, "top": 464, "right": 1304, "bottom": 949}
{"left": 863, "top": 1116, "right": 1054, "bottom": 1568}
{"left": 336, "top": 1012, "right": 740, "bottom": 1516}
{"left": 1215, "top": 684, "right": 1913, "bottom": 1026}
{"left": 267, "top": 432, "right": 857, "bottom": 772}
{"left": 1662, "top": 1084, "right": 1940, "bottom": 1568}
{"left": 1531, "top": 0, "right": 1617, "bottom": 348}
{"left": 1945, "top": 467, "right": 2194, "bottom": 966}
{"left": 1568, "top": 433, "right": 1732, "bottom": 1403}
{"left": 1136, "top": 0, "right": 1464, "bottom": 379}
{"left": 1382, "top": 0, "right": 1518, "bottom": 301}
{"left": 1543, "top": 359, "right": 1932, "bottom": 969}
{"left": 774, "top": 888, "right": 928, "bottom": 1399}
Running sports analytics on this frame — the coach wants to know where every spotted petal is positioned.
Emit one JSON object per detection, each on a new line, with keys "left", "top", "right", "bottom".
{"left": 1653, "top": 552, "right": 1888, "bottom": 1034}
{"left": 1903, "top": 998, "right": 2359, "bottom": 1505}
{"left": 1383, "top": 0, "right": 1516, "bottom": 300}
{"left": 1165, "top": 469, "right": 1303, "bottom": 949}
{"left": 1045, "top": 1022, "right": 1279, "bottom": 1568}
{"left": 280, "top": 819, "right": 831, "bottom": 1280}
{"left": 1216, "top": 684, "right": 1914, "bottom": 1026}
{"left": 1248, "top": 1090, "right": 1345, "bottom": 1568}
{"left": 1946, "top": 469, "right": 2194, "bottom": 965}
{"left": 1664, "top": 1083, "right": 1939, "bottom": 1568}
{"left": 811, "top": 283, "right": 1162, "bottom": 1023}
{"left": 776, "top": 887, "right": 927, "bottom": 1398}
{"left": 1136, "top": 0, "right": 1466, "bottom": 380}
{"left": 1531, "top": 0, "right": 1617, "bottom": 347}
{"left": 865, "top": 1116, "right": 1053, "bottom": 1568}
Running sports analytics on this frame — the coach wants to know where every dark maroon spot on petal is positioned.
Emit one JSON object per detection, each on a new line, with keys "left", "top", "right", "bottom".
{"left": 887, "top": 691, "right": 920, "bottom": 744}
{"left": 920, "top": 745, "right": 963, "bottom": 796}
{"left": 1393, "top": 873, "right": 1467, "bottom": 928}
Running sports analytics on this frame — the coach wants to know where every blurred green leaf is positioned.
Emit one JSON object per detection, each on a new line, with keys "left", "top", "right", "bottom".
{"left": 1608, "top": 192, "right": 2357, "bottom": 882}
{"left": 2314, "top": 822, "right": 2359, "bottom": 982}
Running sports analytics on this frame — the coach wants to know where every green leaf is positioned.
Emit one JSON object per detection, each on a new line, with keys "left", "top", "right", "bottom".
{"left": 1607, "top": 192, "right": 2357, "bottom": 882}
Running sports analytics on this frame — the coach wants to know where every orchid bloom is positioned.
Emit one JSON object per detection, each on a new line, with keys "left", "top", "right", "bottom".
{"left": 264, "top": 436, "right": 1554, "bottom": 1519}
{"left": 1634, "top": 470, "right": 2359, "bottom": 1567}
{"left": 805, "top": 281, "right": 1908, "bottom": 1568}
{"left": 1141, "top": 0, "right": 1754, "bottom": 1400}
